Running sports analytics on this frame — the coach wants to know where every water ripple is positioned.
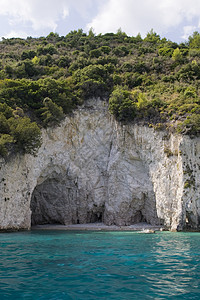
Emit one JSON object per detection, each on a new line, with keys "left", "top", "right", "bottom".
{"left": 0, "top": 231, "right": 200, "bottom": 299}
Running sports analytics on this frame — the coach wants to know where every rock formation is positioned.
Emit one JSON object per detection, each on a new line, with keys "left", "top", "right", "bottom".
{"left": 0, "top": 99, "right": 200, "bottom": 231}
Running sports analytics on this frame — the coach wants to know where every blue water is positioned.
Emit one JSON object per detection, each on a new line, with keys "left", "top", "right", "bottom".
{"left": 0, "top": 230, "right": 200, "bottom": 300}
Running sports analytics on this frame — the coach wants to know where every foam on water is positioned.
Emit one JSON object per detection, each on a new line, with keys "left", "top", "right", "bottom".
{"left": 0, "top": 230, "right": 200, "bottom": 299}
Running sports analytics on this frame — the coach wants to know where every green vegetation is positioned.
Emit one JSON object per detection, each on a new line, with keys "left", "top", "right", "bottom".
{"left": 1, "top": 29, "right": 200, "bottom": 157}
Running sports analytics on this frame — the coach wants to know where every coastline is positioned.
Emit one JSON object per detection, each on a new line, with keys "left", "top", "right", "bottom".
{"left": 31, "top": 222, "right": 165, "bottom": 232}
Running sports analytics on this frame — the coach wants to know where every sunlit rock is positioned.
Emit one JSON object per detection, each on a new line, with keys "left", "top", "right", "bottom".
{"left": 0, "top": 99, "right": 200, "bottom": 231}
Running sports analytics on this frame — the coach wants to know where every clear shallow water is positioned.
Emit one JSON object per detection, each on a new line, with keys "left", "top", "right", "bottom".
{"left": 0, "top": 230, "right": 200, "bottom": 300}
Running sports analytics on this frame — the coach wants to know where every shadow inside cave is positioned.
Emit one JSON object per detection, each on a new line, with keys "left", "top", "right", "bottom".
{"left": 30, "top": 175, "right": 105, "bottom": 227}
{"left": 30, "top": 165, "right": 162, "bottom": 228}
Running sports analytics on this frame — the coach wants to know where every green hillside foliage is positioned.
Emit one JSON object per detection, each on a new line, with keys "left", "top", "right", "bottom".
{"left": 1, "top": 29, "right": 200, "bottom": 156}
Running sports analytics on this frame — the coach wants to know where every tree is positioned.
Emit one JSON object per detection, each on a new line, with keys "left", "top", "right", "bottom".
{"left": 109, "top": 86, "right": 136, "bottom": 121}
{"left": 0, "top": 113, "right": 10, "bottom": 134}
{"left": 32, "top": 56, "right": 40, "bottom": 65}
{"left": 158, "top": 47, "right": 174, "bottom": 57}
{"left": 8, "top": 117, "right": 42, "bottom": 155}
{"left": 100, "top": 46, "right": 111, "bottom": 54}
{"left": 0, "top": 134, "right": 13, "bottom": 157}
{"left": 88, "top": 28, "right": 95, "bottom": 38}
{"left": 172, "top": 48, "right": 183, "bottom": 62}
{"left": 177, "top": 114, "right": 200, "bottom": 135}
{"left": 113, "top": 46, "right": 129, "bottom": 57}
{"left": 144, "top": 29, "right": 160, "bottom": 44}
{"left": 89, "top": 49, "right": 102, "bottom": 58}
{"left": 41, "top": 97, "right": 64, "bottom": 126}
{"left": 188, "top": 31, "right": 200, "bottom": 48}
{"left": 0, "top": 103, "right": 13, "bottom": 118}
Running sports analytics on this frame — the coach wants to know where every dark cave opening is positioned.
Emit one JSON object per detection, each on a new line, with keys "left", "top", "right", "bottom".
{"left": 89, "top": 211, "right": 103, "bottom": 223}
{"left": 131, "top": 211, "right": 146, "bottom": 224}
{"left": 30, "top": 177, "right": 105, "bottom": 226}
{"left": 30, "top": 188, "right": 64, "bottom": 226}
{"left": 184, "top": 211, "right": 199, "bottom": 230}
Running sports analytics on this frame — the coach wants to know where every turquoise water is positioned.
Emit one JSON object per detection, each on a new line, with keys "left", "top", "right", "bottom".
{"left": 0, "top": 230, "right": 200, "bottom": 299}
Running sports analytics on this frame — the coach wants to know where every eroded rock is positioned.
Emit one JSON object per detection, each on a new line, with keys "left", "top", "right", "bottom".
{"left": 0, "top": 99, "right": 200, "bottom": 231}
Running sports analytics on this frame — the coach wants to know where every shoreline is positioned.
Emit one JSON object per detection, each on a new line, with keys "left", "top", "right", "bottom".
{"left": 31, "top": 222, "right": 165, "bottom": 232}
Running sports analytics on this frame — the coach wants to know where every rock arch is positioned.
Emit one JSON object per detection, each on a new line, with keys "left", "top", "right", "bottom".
{"left": 30, "top": 166, "right": 106, "bottom": 226}
{"left": 2, "top": 100, "right": 189, "bottom": 231}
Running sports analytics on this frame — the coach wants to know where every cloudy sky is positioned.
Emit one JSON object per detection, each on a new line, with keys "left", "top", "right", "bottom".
{"left": 0, "top": 0, "right": 200, "bottom": 42}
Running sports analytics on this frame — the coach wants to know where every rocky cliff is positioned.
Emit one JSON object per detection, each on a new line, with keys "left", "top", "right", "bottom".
{"left": 0, "top": 99, "right": 200, "bottom": 231}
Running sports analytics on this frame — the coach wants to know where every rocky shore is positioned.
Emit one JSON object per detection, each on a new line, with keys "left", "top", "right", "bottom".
{"left": 31, "top": 222, "right": 164, "bottom": 232}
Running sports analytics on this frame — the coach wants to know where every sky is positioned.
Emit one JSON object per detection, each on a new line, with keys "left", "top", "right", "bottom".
{"left": 0, "top": 0, "right": 200, "bottom": 42}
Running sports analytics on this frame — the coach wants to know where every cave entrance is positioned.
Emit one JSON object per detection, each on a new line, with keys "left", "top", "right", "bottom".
{"left": 30, "top": 175, "right": 105, "bottom": 226}
{"left": 184, "top": 211, "right": 198, "bottom": 230}
{"left": 30, "top": 177, "right": 77, "bottom": 226}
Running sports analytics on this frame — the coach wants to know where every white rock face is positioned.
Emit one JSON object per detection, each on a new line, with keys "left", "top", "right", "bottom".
{"left": 0, "top": 99, "right": 200, "bottom": 231}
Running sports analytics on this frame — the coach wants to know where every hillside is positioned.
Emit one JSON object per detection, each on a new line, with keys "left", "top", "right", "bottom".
{"left": 0, "top": 29, "right": 200, "bottom": 156}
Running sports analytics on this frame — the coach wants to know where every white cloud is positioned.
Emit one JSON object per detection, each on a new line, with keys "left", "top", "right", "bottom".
{"left": 1, "top": 0, "right": 200, "bottom": 40}
{"left": 4, "top": 30, "right": 29, "bottom": 39}
{"left": 0, "top": 0, "right": 102, "bottom": 38}
{"left": 67, "top": 0, "right": 97, "bottom": 20}
{"left": 0, "top": 0, "right": 69, "bottom": 32}
{"left": 182, "top": 26, "right": 198, "bottom": 40}
{"left": 62, "top": 8, "right": 69, "bottom": 19}
{"left": 87, "top": 0, "right": 200, "bottom": 40}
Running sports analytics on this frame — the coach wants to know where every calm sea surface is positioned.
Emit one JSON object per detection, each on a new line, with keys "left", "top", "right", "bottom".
{"left": 0, "top": 230, "right": 200, "bottom": 299}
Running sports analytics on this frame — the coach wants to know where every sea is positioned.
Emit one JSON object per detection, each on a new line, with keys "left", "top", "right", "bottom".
{"left": 0, "top": 230, "right": 200, "bottom": 299}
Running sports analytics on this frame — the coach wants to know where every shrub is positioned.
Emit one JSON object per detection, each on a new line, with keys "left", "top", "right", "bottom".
{"left": 89, "top": 49, "right": 102, "bottom": 58}
{"left": 177, "top": 114, "right": 200, "bottom": 135}
{"left": 184, "top": 86, "right": 197, "bottom": 99}
{"left": 158, "top": 47, "right": 174, "bottom": 57}
{"left": 188, "top": 31, "right": 200, "bottom": 48}
{"left": 133, "top": 61, "right": 149, "bottom": 74}
{"left": 40, "top": 97, "right": 64, "bottom": 126}
{"left": 109, "top": 86, "right": 136, "bottom": 121}
{"left": 72, "top": 64, "right": 111, "bottom": 96}
{"left": 172, "top": 48, "right": 183, "bottom": 63}
{"left": 21, "top": 50, "right": 36, "bottom": 60}
{"left": 0, "top": 134, "right": 13, "bottom": 157}
{"left": 8, "top": 117, "right": 42, "bottom": 154}
{"left": 113, "top": 46, "right": 129, "bottom": 57}
{"left": 0, "top": 103, "right": 13, "bottom": 118}
{"left": 77, "top": 79, "right": 106, "bottom": 99}
{"left": 100, "top": 46, "right": 111, "bottom": 54}
{"left": 32, "top": 56, "right": 40, "bottom": 65}
{"left": 135, "top": 92, "right": 148, "bottom": 109}
{"left": 0, "top": 113, "right": 10, "bottom": 134}
{"left": 37, "top": 44, "right": 57, "bottom": 56}
{"left": 58, "top": 56, "right": 70, "bottom": 68}
{"left": 121, "top": 62, "right": 133, "bottom": 72}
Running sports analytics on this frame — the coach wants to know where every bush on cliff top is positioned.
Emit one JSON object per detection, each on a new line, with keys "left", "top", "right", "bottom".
{"left": 1, "top": 29, "right": 200, "bottom": 156}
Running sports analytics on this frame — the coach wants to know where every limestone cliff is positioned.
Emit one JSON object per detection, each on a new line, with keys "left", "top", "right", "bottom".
{"left": 0, "top": 99, "right": 200, "bottom": 231}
